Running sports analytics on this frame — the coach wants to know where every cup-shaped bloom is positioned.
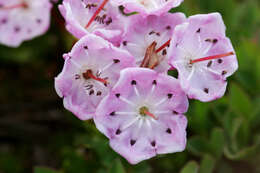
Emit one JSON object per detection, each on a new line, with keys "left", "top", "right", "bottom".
{"left": 55, "top": 34, "right": 136, "bottom": 120}
{"left": 120, "top": 13, "right": 186, "bottom": 73}
{"left": 112, "top": 0, "right": 183, "bottom": 16}
{"left": 59, "top": 0, "right": 126, "bottom": 45}
{"left": 94, "top": 68, "right": 188, "bottom": 164}
{"left": 168, "top": 13, "right": 238, "bottom": 102}
{"left": 0, "top": 0, "right": 52, "bottom": 47}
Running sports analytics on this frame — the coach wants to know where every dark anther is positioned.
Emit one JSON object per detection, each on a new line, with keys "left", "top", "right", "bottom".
{"left": 166, "top": 128, "right": 172, "bottom": 134}
{"left": 105, "top": 17, "right": 112, "bottom": 25}
{"left": 122, "top": 41, "right": 127, "bottom": 46}
{"left": 152, "top": 80, "right": 157, "bottom": 85}
{"left": 196, "top": 28, "right": 201, "bottom": 33}
{"left": 89, "top": 89, "right": 94, "bottom": 95}
{"left": 97, "top": 91, "right": 102, "bottom": 96}
{"left": 109, "top": 111, "right": 115, "bottom": 116}
{"left": 131, "top": 80, "right": 137, "bottom": 85}
{"left": 75, "top": 74, "right": 81, "bottom": 80}
{"left": 207, "top": 60, "right": 212, "bottom": 67}
{"left": 116, "top": 129, "right": 121, "bottom": 135}
{"left": 151, "top": 141, "right": 156, "bottom": 147}
{"left": 218, "top": 59, "right": 223, "bottom": 64}
{"left": 85, "top": 84, "right": 93, "bottom": 90}
{"left": 156, "top": 32, "right": 161, "bottom": 36}
{"left": 168, "top": 93, "right": 173, "bottom": 99}
{"left": 115, "top": 93, "right": 120, "bottom": 98}
{"left": 162, "top": 49, "right": 167, "bottom": 56}
{"left": 149, "top": 31, "right": 155, "bottom": 35}
{"left": 204, "top": 88, "right": 209, "bottom": 94}
{"left": 222, "top": 70, "right": 227, "bottom": 75}
{"left": 213, "top": 39, "right": 218, "bottom": 44}
{"left": 205, "top": 38, "right": 211, "bottom": 42}
{"left": 113, "top": 59, "right": 120, "bottom": 63}
{"left": 84, "top": 45, "right": 88, "bottom": 49}
{"left": 173, "top": 111, "right": 179, "bottom": 115}
{"left": 130, "top": 139, "right": 136, "bottom": 146}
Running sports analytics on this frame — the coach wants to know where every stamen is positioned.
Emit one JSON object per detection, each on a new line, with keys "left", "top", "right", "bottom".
{"left": 83, "top": 70, "right": 108, "bottom": 85}
{"left": 190, "top": 52, "right": 234, "bottom": 64}
{"left": 0, "top": 2, "right": 28, "bottom": 10}
{"left": 85, "top": 0, "right": 109, "bottom": 28}
{"left": 155, "top": 39, "right": 171, "bottom": 53}
{"left": 143, "top": 110, "right": 158, "bottom": 120}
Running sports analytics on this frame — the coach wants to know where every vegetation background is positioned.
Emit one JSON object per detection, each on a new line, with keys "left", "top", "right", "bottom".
{"left": 0, "top": 0, "right": 259, "bottom": 172}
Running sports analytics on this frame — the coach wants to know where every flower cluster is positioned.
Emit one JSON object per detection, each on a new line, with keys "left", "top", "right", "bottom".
{"left": 55, "top": 0, "right": 238, "bottom": 164}
{"left": 0, "top": 0, "right": 52, "bottom": 47}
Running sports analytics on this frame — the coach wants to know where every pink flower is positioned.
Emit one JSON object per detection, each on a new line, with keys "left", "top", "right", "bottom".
{"left": 59, "top": 0, "right": 127, "bottom": 45}
{"left": 120, "top": 12, "right": 186, "bottom": 73}
{"left": 55, "top": 34, "right": 135, "bottom": 120}
{"left": 0, "top": 0, "right": 52, "bottom": 47}
{"left": 168, "top": 13, "right": 238, "bottom": 102}
{"left": 112, "top": 0, "right": 184, "bottom": 16}
{"left": 94, "top": 68, "right": 188, "bottom": 164}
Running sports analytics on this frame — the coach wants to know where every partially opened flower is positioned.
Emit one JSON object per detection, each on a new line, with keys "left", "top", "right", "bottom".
{"left": 168, "top": 13, "right": 238, "bottom": 102}
{"left": 55, "top": 34, "right": 135, "bottom": 120}
{"left": 59, "top": 0, "right": 126, "bottom": 45}
{"left": 94, "top": 68, "right": 188, "bottom": 164}
{"left": 112, "top": 0, "right": 183, "bottom": 16}
{"left": 120, "top": 13, "right": 186, "bottom": 73}
{"left": 0, "top": 0, "right": 52, "bottom": 47}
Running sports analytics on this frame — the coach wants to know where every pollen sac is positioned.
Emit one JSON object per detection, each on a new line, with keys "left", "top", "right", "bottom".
{"left": 94, "top": 68, "right": 188, "bottom": 164}
{"left": 55, "top": 34, "right": 135, "bottom": 120}
{"left": 120, "top": 13, "right": 186, "bottom": 73}
{"left": 112, "top": 0, "right": 184, "bottom": 16}
{"left": 59, "top": 0, "right": 127, "bottom": 46}
{"left": 0, "top": 0, "right": 52, "bottom": 47}
{"left": 168, "top": 13, "right": 238, "bottom": 102}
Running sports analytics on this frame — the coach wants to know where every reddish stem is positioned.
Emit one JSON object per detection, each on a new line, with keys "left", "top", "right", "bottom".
{"left": 0, "top": 3, "right": 27, "bottom": 10}
{"left": 85, "top": 70, "right": 108, "bottom": 85}
{"left": 155, "top": 39, "right": 171, "bottom": 53}
{"left": 85, "top": 0, "right": 109, "bottom": 29}
{"left": 190, "top": 52, "right": 234, "bottom": 64}
{"left": 144, "top": 110, "right": 158, "bottom": 120}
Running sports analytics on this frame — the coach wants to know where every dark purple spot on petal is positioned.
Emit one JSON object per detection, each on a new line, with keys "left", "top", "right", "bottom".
{"left": 152, "top": 80, "right": 157, "bottom": 85}
{"left": 222, "top": 70, "right": 227, "bottom": 75}
{"left": 218, "top": 59, "right": 223, "bottom": 64}
{"left": 204, "top": 88, "right": 209, "bottom": 94}
{"left": 168, "top": 93, "right": 173, "bottom": 99}
{"left": 122, "top": 41, "right": 127, "bottom": 46}
{"left": 166, "top": 128, "right": 172, "bottom": 134}
{"left": 196, "top": 28, "right": 201, "bottom": 33}
{"left": 97, "top": 91, "right": 102, "bottom": 96}
{"left": 84, "top": 45, "right": 88, "bottom": 49}
{"left": 109, "top": 111, "right": 115, "bottom": 116}
{"left": 113, "top": 59, "right": 120, "bottom": 63}
{"left": 14, "top": 26, "right": 21, "bottom": 33}
{"left": 151, "top": 141, "right": 156, "bottom": 147}
{"left": 131, "top": 80, "right": 137, "bottom": 85}
{"left": 213, "top": 39, "right": 218, "bottom": 44}
{"left": 130, "top": 139, "right": 136, "bottom": 146}
{"left": 36, "top": 18, "right": 42, "bottom": 24}
{"left": 166, "top": 25, "right": 171, "bottom": 30}
{"left": 116, "top": 129, "right": 121, "bottom": 135}
{"left": 115, "top": 93, "right": 120, "bottom": 98}
{"left": 89, "top": 89, "right": 94, "bottom": 95}
{"left": 173, "top": 111, "right": 179, "bottom": 115}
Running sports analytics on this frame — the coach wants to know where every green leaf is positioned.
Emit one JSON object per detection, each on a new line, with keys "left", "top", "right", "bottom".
{"left": 209, "top": 128, "right": 225, "bottom": 159}
{"left": 229, "top": 82, "right": 254, "bottom": 118}
{"left": 180, "top": 161, "right": 199, "bottom": 173}
{"left": 199, "top": 155, "right": 216, "bottom": 173}
{"left": 108, "top": 159, "right": 126, "bottom": 173}
{"left": 187, "top": 136, "right": 211, "bottom": 156}
{"left": 34, "top": 167, "right": 60, "bottom": 173}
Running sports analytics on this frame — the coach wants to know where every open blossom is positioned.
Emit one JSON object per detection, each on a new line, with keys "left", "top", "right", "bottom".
{"left": 55, "top": 34, "right": 135, "bottom": 120}
{"left": 120, "top": 13, "right": 186, "bottom": 73}
{"left": 112, "top": 0, "right": 183, "bottom": 16}
{"left": 94, "top": 68, "right": 188, "bottom": 164}
{"left": 168, "top": 13, "right": 238, "bottom": 102}
{"left": 59, "top": 0, "right": 127, "bottom": 45}
{"left": 0, "top": 0, "right": 52, "bottom": 47}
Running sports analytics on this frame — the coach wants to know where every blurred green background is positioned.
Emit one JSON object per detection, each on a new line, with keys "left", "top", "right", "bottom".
{"left": 0, "top": 0, "right": 260, "bottom": 172}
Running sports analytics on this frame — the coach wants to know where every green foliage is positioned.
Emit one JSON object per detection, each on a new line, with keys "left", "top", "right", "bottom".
{"left": 0, "top": 0, "right": 260, "bottom": 173}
